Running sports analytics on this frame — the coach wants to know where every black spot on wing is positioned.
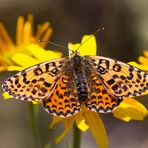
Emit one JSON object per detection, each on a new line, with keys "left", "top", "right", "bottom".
{"left": 44, "top": 81, "right": 51, "bottom": 87}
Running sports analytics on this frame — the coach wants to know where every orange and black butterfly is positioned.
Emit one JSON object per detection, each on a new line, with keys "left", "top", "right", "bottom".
{"left": 2, "top": 48, "right": 148, "bottom": 117}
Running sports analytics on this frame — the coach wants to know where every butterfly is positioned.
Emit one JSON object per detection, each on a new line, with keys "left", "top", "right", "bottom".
{"left": 2, "top": 50, "right": 148, "bottom": 117}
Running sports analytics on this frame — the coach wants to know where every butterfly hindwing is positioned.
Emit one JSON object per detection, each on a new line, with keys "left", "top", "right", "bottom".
{"left": 84, "top": 61, "right": 122, "bottom": 113}
{"left": 43, "top": 61, "right": 81, "bottom": 117}
{"left": 2, "top": 58, "right": 66, "bottom": 101}
{"left": 85, "top": 56, "right": 148, "bottom": 99}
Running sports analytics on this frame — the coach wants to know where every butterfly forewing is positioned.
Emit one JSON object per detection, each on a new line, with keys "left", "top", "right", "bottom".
{"left": 2, "top": 58, "right": 66, "bottom": 101}
{"left": 43, "top": 61, "right": 81, "bottom": 117}
{"left": 85, "top": 56, "right": 148, "bottom": 99}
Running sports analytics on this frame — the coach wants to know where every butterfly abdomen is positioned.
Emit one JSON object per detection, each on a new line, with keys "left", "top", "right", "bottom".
{"left": 72, "top": 54, "right": 88, "bottom": 102}
{"left": 76, "top": 74, "right": 88, "bottom": 102}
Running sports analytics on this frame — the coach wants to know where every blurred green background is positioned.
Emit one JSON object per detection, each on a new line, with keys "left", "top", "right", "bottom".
{"left": 0, "top": 0, "right": 148, "bottom": 148}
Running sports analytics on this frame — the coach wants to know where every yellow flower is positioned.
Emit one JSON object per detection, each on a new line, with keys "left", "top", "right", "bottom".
{"left": 0, "top": 14, "right": 53, "bottom": 71}
{"left": 49, "top": 35, "right": 147, "bottom": 147}
{"left": 49, "top": 34, "right": 108, "bottom": 148}
{"left": 112, "top": 97, "right": 148, "bottom": 122}
{"left": 49, "top": 108, "right": 108, "bottom": 148}
{"left": 3, "top": 35, "right": 108, "bottom": 148}
{"left": 2, "top": 34, "right": 148, "bottom": 148}
{"left": 128, "top": 51, "right": 148, "bottom": 71}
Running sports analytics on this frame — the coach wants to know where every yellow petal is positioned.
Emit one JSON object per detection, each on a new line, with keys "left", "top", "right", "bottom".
{"left": 35, "top": 22, "right": 51, "bottom": 40}
{"left": 68, "top": 35, "right": 97, "bottom": 56}
{"left": 113, "top": 107, "right": 147, "bottom": 122}
{"left": 3, "top": 92, "right": 13, "bottom": 99}
{"left": 23, "top": 22, "right": 31, "bottom": 44}
{"left": 84, "top": 111, "right": 108, "bottom": 148}
{"left": 0, "top": 54, "right": 13, "bottom": 65}
{"left": 38, "top": 28, "right": 53, "bottom": 48}
{"left": 143, "top": 51, "right": 148, "bottom": 58}
{"left": 0, "top": 65, "right": 7, "bottom": 72}
{"left": 74, "top": 113, "right": 89, "bottom": 132}
{"left": 113, "top": 98, "right": 148, "bottom": 122}
{"left": 128, "top": 61, "right": 148, "bottom": 71}
{"left": 51, "top": 117, "right": 74, "bottom": 144}
{"left": 16, "top": 16, "right": 24, "bottom": 46}
{"left": 68, "top": 43, "right": 80, "bottom": 51}
{"left": 32, "top": 101, "right": 41, "bottom": 104}
{"left": 8, "top": 66, "right": 24, "bottom": 71}
{"left": 11, "top": 53, "right": 39, "bottom": 68}
{"left": 46, "top": 50, "right": 62, "bottom": 59}
{"left": 0, "top": 23, "right": 14, "bottom": 49}
{"left": 27, "top": 14, "right": 34, "bottom": 26}
{"left": 79, "top": 35, "right": 97, "bottom": 56}
{"left": 49, "top": 116, "right": 63, "bottom": 129}
{"left": 139, "top": 56, "right": 148, "bottom": 64}
{"left": 141, "top": 90, "right": 148, "bottom": 96}
{"left": 121, "top": 98, "right": 147, "bottom": 114}
{"left": 27, "top": 44, "right": 62, "bottom": 61}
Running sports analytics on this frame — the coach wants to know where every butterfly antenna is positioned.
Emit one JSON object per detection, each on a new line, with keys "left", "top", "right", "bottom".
{"left": 39, "top": 40, "right": 73, "bottom": 51}
{"left": 76, "top": 27, "right": 105, "bottom": 52}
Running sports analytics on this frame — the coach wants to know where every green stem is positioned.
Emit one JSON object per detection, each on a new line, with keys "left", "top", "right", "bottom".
{"left": 73, "top": 124, "right": 81, "bottom": 148}
{"left": 29, "top": 103, "right": 41, "bottom": 148}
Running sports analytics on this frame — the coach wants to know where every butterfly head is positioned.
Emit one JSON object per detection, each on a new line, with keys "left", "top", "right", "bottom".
{"left": 69, "top": 49, "right": 80, "bottom": 57}
{"left": 70, "top": 51, "right": 83, "bottom": 69}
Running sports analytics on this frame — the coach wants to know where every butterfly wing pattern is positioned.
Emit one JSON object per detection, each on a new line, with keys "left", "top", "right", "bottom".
{"left": 43, "top": 61, "right": 81, "bottom": 117}
{"left": 2, "top": 58, "right": 81, "bottom": 117}
{"left": 2, "top": 53, "right": 148, "bottom": 117}
{"left": 85, "top": 56, "right": 148, "bottom": 99}
{"left": 2, "top": 58, "right": 66, "bottom": 101}
{"left": 83, "top": 60, "right": 122, "bottom": 113}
